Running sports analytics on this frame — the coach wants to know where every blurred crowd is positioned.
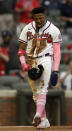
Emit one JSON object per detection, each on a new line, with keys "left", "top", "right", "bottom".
{"left": 0, "top": 0, "right": 72, "bottom": 90}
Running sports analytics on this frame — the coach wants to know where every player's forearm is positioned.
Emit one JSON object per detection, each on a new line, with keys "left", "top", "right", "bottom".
{"left": 61, "top": 16, "right": 71, "bottom": 22}
{"left": 18, "top": 42, "right": 29, "bottom": 71}
{"left": 53, "top": 43, "right": 61, "bottom": 71}
{"left": 18, "top": 42, "right": 26, "bottom": 62}
{"left": 0, "top": 54, "right": 9, "bottom": 62}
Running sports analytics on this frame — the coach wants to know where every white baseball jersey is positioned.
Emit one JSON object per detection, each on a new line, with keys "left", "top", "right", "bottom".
{"left": 19, "top": 20, "right": 62, "bottom": 57}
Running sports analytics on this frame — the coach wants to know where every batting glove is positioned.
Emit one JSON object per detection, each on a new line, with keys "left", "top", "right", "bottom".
{"left": 50, "top": 71, "right": 59, "bottom": 86}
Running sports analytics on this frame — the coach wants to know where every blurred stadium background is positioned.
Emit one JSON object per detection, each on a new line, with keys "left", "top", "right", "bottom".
{"left": 0, "top": 0, "right": 72, "bottom": 126}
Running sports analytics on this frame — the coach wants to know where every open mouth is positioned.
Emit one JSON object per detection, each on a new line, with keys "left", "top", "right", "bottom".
{"left": 37, "top": 23, "right": 42, "bottom": 27}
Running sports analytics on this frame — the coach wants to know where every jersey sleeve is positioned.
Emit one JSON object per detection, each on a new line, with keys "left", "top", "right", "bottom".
{"left": 19, "top": 26, "right": 28, "bottom": 43}
{"left": 51, "top": 25, "right": 62, "bottom": 44}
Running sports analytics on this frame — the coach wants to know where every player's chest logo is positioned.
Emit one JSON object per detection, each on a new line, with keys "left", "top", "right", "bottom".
{"left": 27, "top": 31, "right": 53, "bottom": 43}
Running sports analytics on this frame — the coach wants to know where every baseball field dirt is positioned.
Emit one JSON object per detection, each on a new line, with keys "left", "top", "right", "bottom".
{"left": 0, "top": 126, "right": 72, "bottom": 131}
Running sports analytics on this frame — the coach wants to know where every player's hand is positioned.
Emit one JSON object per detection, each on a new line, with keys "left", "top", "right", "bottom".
{"left": 50, "top": 71, "right": 59, "bottom": 86}
{"left": 21, "top": 63, "right": 30, "bottom": 72}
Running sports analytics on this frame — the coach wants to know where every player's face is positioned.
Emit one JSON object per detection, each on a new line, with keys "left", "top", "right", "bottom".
{"left": 33, "top": 13, "right": 46, "bottom": 28}
{"left": 3, "top": 36, "right": 11, "bottom": 43}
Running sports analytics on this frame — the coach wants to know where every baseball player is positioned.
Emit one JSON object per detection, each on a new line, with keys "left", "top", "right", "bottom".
{"left": 18, "top": 7, "right": 62, "bottom": 128}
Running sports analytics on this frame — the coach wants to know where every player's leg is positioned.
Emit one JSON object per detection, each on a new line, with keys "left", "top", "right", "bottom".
{"left": 41, "top": 107, "right": 46, "bottom": 118}
{"left": 34, "top": 92, "right": 50, "bottom": 128}
{"left": 33, "top": 93, "right": 50, "bottom": 128}
{"left": 37, "top": 107, "right": 50, "bottom": 128}
{"left": 34, "top": 56, "right": 52, "bottom": 127}
{"left": 28, "top": 77, "right": 37, "bottom": 102}
{"left": 34, "top": 93, "right": 46, "bottom": 126}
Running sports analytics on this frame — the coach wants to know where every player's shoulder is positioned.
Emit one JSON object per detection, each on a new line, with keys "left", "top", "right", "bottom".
{"left": 48, "top": 21, "right": 62, "bottom": 42}
{"left": 50, "top": 22, "right": 60, "bottom": 33}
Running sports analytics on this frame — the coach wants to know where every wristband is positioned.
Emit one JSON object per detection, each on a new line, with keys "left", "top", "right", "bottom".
{"left": 18, "top": 49, "right": 26, "bottom": 56}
